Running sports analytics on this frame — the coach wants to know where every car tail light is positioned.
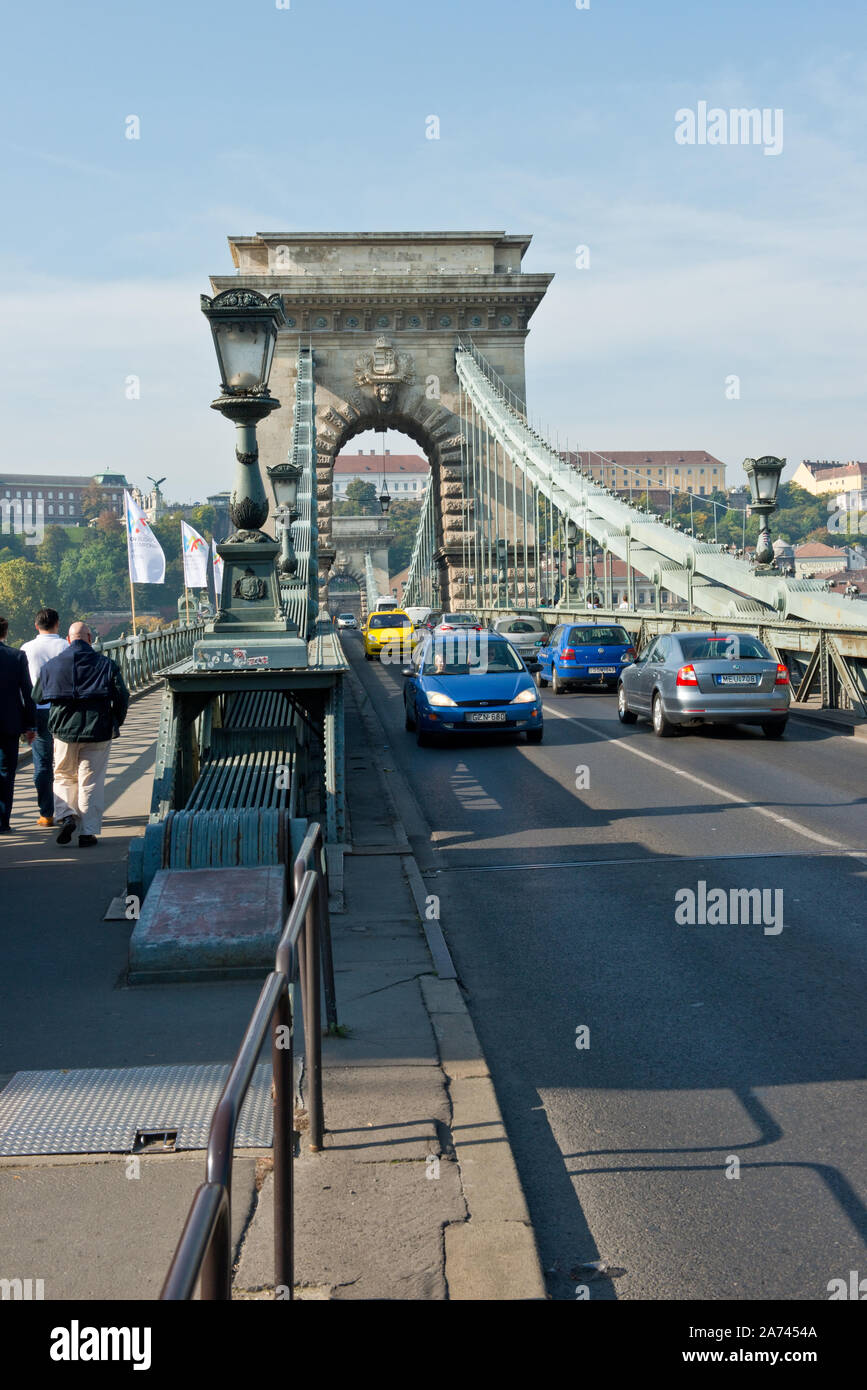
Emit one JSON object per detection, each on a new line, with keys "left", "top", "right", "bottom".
{"left": 440, "top": 624, "right": 454, "bottom": 631}
{"left": 676, "top": 664, "right": 698, "bottom": 686}
{"left": 775, "top": 663, "right": 789, "bottom": 685}
{"left": 625, "top": 646, "right": 636, "bottom": 659}
{"left": 561, "top": 647, "right": 576, "bottom": 660}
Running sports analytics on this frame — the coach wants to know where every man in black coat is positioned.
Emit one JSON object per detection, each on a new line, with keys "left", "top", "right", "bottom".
{"left": 0, "top": 615, "right": 37, "bottom": 833}
{"left": 34, "top": 621, "right": 129, "bottom": 848}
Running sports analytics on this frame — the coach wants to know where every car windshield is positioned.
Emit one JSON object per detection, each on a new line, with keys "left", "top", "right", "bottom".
{"left": 678, "top": 634, "right": 771, "bottom": 661}
{"left": 426, "top": 639, "right": 523, "bottom": 675}
{"left": 442, "top": 613, "right": 480, "bottom": 625}
{"left": 498, "top": 619, "right": 545, "bottom": 634}
{"left": 338, "top": 614, "right": 355, "bottom": 620}
{"left": 369, "top": 613, "right": 412, "bottom": 629}
{"left": 567, "top": 626, "right": 630, "bottom": 645}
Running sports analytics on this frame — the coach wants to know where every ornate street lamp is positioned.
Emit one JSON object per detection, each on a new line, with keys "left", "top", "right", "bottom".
{"left": 267, "top": 458, "right": 303, "bottom": 577}
{"left": 195, "top": 288, "right": 307, "bottom": 669}
{"left": 743, "top": 455, "right": 785, "bottom": 568}
{"left": 565, "top": 517, "right": 578, "bottom": 606}
{"left": 378, "top": 479, "right": 391, "bottom": 514}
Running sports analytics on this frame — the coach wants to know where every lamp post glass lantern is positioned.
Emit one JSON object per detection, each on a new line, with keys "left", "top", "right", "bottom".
{"left": 200, "top": 289, "right": 286, "bottom": 539}
{"left": 193, "top": 287, "right": 309, "bottom": 669}
{"left": 378, "top": 481, "right": 391, "bottom": 514}
{"left": 744, "top": 455, "right": 785, "bottom": 567}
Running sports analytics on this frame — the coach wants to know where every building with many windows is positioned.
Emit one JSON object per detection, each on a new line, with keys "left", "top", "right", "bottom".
{"left": 790, "top": 460, "right": 867, "bottom": 497}
{"left": 333, "top": 451, "right": 429, "bottom": 500}
{"left": 0, "top": 471, "right": 129, "bottom": 524}
{"left": 563, "top": 450, "right": 727, "bottom": 497}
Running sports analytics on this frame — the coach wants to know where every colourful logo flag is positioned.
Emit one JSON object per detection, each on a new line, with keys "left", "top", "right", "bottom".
{"left": 182, "top": 521, "right": 210, "bottom": 589}
{"left": 124, "top": 490, "right": 165, "bottom": 585}
{"left": 212, "top": 537, "right": 224, "bottom": 602}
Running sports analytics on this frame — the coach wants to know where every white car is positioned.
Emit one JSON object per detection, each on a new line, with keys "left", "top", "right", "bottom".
{"left": 335, "top": 613, "right": 358, "bottom": 630}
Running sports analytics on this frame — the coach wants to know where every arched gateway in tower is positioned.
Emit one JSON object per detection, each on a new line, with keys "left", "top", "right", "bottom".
{"left": 209, "top": 232, "right": 552, "bottom": 609}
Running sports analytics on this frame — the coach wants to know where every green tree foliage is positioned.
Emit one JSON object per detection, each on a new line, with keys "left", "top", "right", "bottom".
{"left": 0, "top": 559, "right": 61, "bottom": 644}
{"left": 34, "top": 524, "right": 71, "bottom": 570}
{"left": 335, "top": 479, "right": 379, "bottom": 515}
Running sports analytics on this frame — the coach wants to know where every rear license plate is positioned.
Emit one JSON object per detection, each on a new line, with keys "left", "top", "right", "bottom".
{"left": 588, "top": 666, "right": 616, "bottom": 675}
{"left": 466, "top": 711, "right": 507, "bottom": 723}
{"left": 716, "top": 674, "right": 759, "bottom": 686}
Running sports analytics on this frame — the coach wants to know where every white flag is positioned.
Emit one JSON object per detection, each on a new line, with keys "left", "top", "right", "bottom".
{"left": 212, "top": 538, "right": 224, "bottom": 601}
{"left": 124, "top": 490, "right": 165, "bottom": 585}
{"left": 182, "top": 521, "right": 210, "bottom": 588}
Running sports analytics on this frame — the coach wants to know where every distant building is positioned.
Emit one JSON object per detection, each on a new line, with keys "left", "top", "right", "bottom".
{"left": 334, "top": 451, "right": 429, "bottom": 500}
{"left": 0, "top": 471, "right": 130, "bottom": 525}
{"left": 792, "top": 542, "right": 852, "bottom": 578}
{"left": 790, "top": 460, "right": 867, "bottom": 497}
{"left": 563, "top": 450, "right": 727, "bottom": 497}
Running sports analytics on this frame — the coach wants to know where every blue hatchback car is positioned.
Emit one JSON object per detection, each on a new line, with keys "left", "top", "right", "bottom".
{"left": 535, "top": 622, "right": 636, "bottom": 695}
{"left": 403, "top": 632, "right": 543, "bottom": 745}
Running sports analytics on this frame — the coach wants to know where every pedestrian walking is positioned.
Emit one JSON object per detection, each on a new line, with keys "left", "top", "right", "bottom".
{"left": 33, "top": 621, "right": 129, "bottom": 848}
{"left": 0, "top": 615, "right": 36, "bottom": 833}
{"left": 20, "top": 607, "right": 67, "bottom": 827}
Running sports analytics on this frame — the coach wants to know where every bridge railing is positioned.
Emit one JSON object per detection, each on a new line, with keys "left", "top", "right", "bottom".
{"left": 473, "top": 603, "right": 867, "bottom": 715}
{"left": 161, "top": 822, "right": 333, "bottom": 1301}
{"left": 95, "top": 620, "right": 204, "bottom": 692}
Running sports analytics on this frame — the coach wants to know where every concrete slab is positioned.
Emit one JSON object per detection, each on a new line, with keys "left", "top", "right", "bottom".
{"left": 429, "top": 1011, "right": 490, "bottom": 1081}
{"left": 319, "top": 1064, "right": 449, "bottom": 1162}
{"left": 0, "top": 1155, "right": 257, "bottom": 1300}
{"left": 449, "top": 1076, "right": 533, "bottom": 1225}
{"left": 236, "top": 1156, "right": 465, "bottom": 1300}
{"left": 444, "top": 1221, "right": 547, "bottom": 1301}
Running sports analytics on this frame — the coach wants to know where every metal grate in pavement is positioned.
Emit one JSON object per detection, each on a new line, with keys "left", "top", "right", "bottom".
{"left": 0, "top": 1062, "right": 275, "bottom": 1156}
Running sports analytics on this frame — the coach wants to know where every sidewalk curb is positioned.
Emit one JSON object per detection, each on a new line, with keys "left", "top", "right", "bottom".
{"left": 347, "top": 658, "right": 548, "bottom": 1300}
{"left": 789, "top": 706, "right": 867, "bottom": 740}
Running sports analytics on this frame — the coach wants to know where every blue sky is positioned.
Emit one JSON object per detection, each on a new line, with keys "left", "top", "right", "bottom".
{"left": 1, "top": 0, "right": 864, "bottom": 497}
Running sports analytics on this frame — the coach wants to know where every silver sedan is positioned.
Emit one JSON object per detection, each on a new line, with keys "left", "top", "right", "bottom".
{"left": 617, "top": 630, "right": 791, "bottom": 738}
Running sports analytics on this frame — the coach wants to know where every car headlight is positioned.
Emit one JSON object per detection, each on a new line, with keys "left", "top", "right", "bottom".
{"left": 427, "top": 691, "right": 458, "bottom": 707}
{"left": 511, "top": 688, "right": 537, "bottom": 704}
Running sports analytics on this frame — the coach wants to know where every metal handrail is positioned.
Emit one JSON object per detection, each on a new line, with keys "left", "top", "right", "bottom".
{"left": 161, "top": 824, "right": 337, "bottom": 1301}
{"left": 96, "top": 619, "right": 205, "bottom": 692}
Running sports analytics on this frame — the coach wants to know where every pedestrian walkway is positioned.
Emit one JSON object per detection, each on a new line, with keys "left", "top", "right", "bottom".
{"left": 0, "top": 677, "right": 545, "bottom": 1299}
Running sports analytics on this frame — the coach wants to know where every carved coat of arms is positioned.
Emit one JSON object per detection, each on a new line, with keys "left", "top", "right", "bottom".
{"left": 354, "top": 336, "right": 415, "bottom": 406}
{"left": 233, "top": 568, "right": 267, "bottom": 601}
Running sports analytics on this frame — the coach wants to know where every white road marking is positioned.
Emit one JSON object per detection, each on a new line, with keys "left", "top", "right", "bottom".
{"left": 541, "top": 702, "right": 857, "bottom": 852}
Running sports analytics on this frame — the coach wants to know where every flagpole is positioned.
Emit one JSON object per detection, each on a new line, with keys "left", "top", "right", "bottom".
{"left": 129, "top": 575, "right": 138, "bottom": 638}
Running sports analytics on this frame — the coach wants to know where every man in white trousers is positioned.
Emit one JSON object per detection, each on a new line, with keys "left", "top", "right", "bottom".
{"left": 33, "top": 621, "right": 129, "bottom": 847}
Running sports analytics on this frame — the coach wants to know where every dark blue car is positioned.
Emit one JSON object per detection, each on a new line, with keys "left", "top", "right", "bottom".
{"left": 403, "top": 633, "right": 543, "bottom": 746}
{"left": 535, "top": 622, "right": 636, "bottom": 694}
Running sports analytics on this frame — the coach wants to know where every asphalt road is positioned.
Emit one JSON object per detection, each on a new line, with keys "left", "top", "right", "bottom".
{"left": 347, "top": 635, "right": 867, "bottom": 1301}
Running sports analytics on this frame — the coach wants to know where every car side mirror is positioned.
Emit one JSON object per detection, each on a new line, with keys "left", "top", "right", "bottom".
{"left": 402, "top": 667, "right": 414, "bottom": 678}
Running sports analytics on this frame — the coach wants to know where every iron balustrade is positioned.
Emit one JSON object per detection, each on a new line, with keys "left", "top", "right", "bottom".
{"left": 161, "top": 823, "right": 337, "bottom": 1301}
{"left": 96, "top": 620, "right": 205, "bottom": 692}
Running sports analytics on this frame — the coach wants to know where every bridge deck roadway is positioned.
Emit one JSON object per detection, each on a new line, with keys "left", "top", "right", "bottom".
{"left": 348, "top": 636, "right": 867, "bottom": 1301}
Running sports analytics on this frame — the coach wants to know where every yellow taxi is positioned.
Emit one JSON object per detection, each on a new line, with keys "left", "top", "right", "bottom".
{"left": 362, "top": 609, "right": 421, "bottom": 662}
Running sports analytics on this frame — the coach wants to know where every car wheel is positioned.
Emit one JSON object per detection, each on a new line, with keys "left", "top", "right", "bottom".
{"left": 534, "top": 668, "right": 548, "bottom": 689}
{"left": 552, "top": 668, "right": 565, "bottom": 696}
{"left": 617, "top": 684, "right": 637, "bottom": 724}
{"left": 405, "top": 701, "right": 416, "bottom": 732}
{"left": 526, "top": 727, "right": 543, "bottom": 744}
{"left": 762, "top": 720, "right": 787, "bottom": 739}
{"left": 416, "top": 726, "right": 432, "bottom": 747}
{"left": 652, "top": 692, "right": 674, "bottom": 737}
{"left": 364, "top": 651, "right": 372, "bottom": 661}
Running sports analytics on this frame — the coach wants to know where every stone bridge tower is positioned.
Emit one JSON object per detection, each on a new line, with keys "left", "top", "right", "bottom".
{"left": 210, "top": 232, "right": 552, "bottom": 608}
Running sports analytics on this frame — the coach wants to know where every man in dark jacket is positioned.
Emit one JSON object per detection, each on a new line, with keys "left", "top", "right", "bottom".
{"left": 0, "top": 615, "right": 37, "bottom": 832}
{"left": 34, "top": 621, "right": 129, "bottom": 847}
